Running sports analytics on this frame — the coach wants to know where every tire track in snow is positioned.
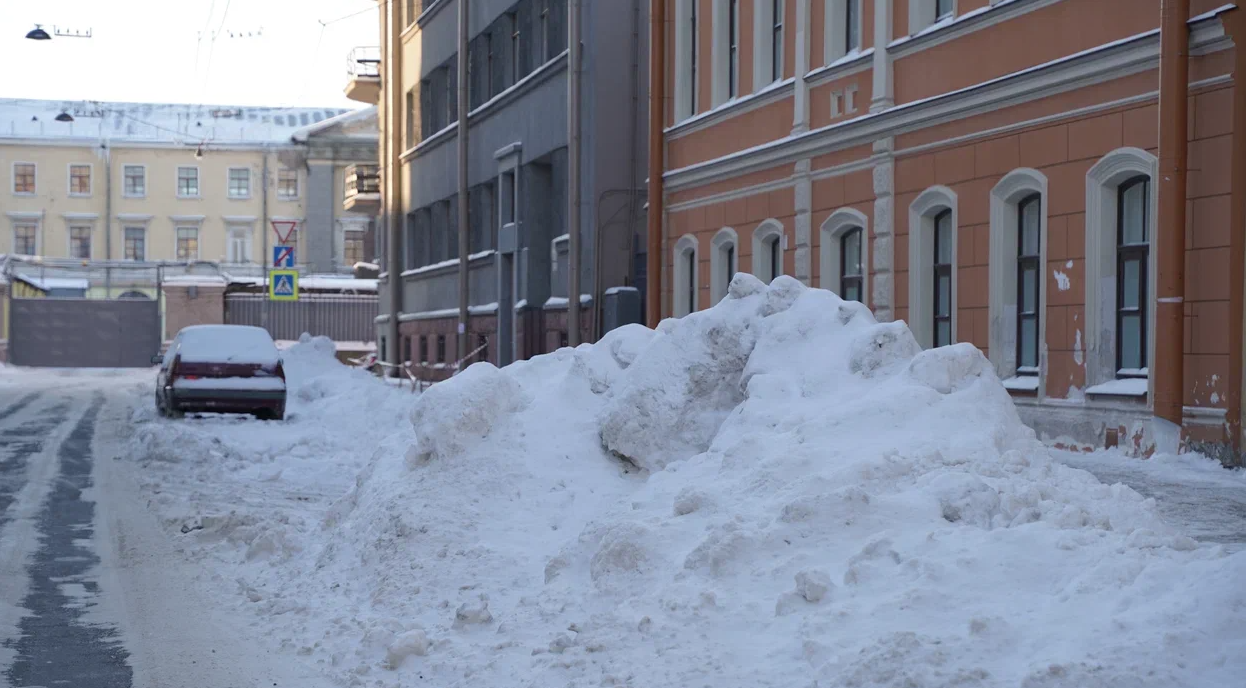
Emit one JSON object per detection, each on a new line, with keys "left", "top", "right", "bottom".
{"left": 0, "top": 393, "right": 40, "bottom": 423}
{"left": 0, "top": 400, "right": 70, "bottom": 530}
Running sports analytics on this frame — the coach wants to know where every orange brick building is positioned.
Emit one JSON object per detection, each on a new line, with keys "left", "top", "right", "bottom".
{"left": 650, "top": 0, "right": 1246, "bottom": 460}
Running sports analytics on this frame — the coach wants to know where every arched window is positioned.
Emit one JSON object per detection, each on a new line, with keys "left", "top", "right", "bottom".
{"left": 839, "top": 227, "right": 863, "bottom": 302}
{"left": 1016, "top": 193, "right": 1041, "bottom": 372}
{"left": 673, "top": 234, "right": 699, "bottom": 316}
{"left": 752, "top": 219, "right": 784, "bottom": 283}
{"left": 710, "top": 227, "right": 738, "bottom": 302}
{"left": 933, "top": 209, "right": 953, "bottom": 347}
{"left": 1116, "top": 175, "right": 1150, "bottom": 376}
{"left": 117, "top": 290, "right": 151, "bottom": 300}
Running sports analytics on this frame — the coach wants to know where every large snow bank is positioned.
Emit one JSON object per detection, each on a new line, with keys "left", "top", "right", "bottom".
{"left": 292, "top": 275, "right": 1244, "bottom": 687}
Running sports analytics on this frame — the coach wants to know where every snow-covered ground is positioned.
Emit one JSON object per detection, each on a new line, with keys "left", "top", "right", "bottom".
{"left": 118, "top": 277, "right": 1246, "bottom": 688}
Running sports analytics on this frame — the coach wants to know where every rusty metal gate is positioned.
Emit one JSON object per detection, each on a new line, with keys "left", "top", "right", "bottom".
{"left": 8, "top": 297, "right": 161, "bottom": 368}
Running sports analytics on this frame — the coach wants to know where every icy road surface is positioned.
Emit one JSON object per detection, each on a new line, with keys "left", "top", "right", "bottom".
{"left": 0, "top": 370, "right": 340, "bottom": 688}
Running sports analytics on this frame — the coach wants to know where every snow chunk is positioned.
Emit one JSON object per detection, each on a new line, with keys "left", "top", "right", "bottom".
{"left": 410, "top": 363, "right": 528, "bottom": 462}
{"left": 386, "top": 629, "right": 430, "bottom": 668}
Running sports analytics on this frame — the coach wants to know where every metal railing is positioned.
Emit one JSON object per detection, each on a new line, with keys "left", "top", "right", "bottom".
{"left": 347, "top": 46, "right": 381, "bottom": 79}
{"left": 225, "top": 293, "right": 378, "bottom": 344}
{"left": 345, "top": 164, "right": 381, "bottom": 199}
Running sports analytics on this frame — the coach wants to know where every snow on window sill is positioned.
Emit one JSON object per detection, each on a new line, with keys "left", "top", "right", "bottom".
{"left": 1002, "top": 375, "right": 1040, "bottom": 392}
{"left": 1085, "top": 378, "right": 1149, "bottom": 397}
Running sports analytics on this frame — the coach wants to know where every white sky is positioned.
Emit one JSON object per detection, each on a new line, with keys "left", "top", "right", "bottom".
{"left": 1, "top": 0, "right": 379, "bottom": 109}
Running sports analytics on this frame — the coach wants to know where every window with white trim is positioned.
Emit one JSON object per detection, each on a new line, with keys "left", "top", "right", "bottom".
{"left": 752, "top": 220, "right": 785, "bottom": 284}
{"left": 345, "top": 231, "right": 366, "bottom": 266}
{"left": 728, "top": 0, "right": 740, "bottom": 99}
{"left": 674, "top": 234, "right": 699, "bottom": 316}
{"left": 1083, "top": 147, "right": 1157, "bottom": 392}
{"left": 177, "top": 166, "right": 200, "bottom": 197}
{"left": 820, "top": 208, "right": 870, "bottom": 304}
{"left": 711, "top": 0, "right": 740, "bottom": 106}
{"left": 278, "top": 168, "right": 300, "bottom": 199}
{"left": 675, "top": 0, "right": 699, "bottom": 120}
{"left": 908, "top": 186, "right": 958, "bottom": 349}
{"left": 228, "top": 168, "right": 251, "bottom": 199}
{"left": 754, "top": 0, "right": 784, "bottom": 88}
{"left": 826, "top": 0, "right": 862, "bottom": 63}
{"left": 988, "top": 168, "right": 1047, "bottom": 385}
{"left": 1016, "top": 195, "right": 1041, "bottom": 371}
{"left": 227, "top": 225, "right": 252, "bottom": 264}
{"left": 13, "top": 163, "right": 35, "bottom": 194}
{"left": 69, "top": 164, "right": 92, "bottom": 196}
{"left": 710, "top": 227, "right": 738, "bottom": 303}
{"left": 13, "top": 223, "right": 37, "bottom": 255}
{"left": 69, "top": 225, "right": 92, "bottom": 259}
{"left": 124, "top": 165, "right": 146, "bottom": 197}
{"left": 176, "top": 226, "right": 200, "bottom": 261}
{"left": 771, "top": 0, "right": 784, "bottom": 81}
{"left": 124, "top": 227, "right": 146, "bottom": 261}
{"left": 936, "top": 0, "right": 954, "bottom": 20}
{"left": 908, "top": 0, "right": 954, "bottom": 34}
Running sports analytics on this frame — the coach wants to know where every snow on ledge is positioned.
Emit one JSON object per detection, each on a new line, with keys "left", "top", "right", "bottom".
{"left": 1085, "top": 378, "right": 1149, "bottom": 397}
{"left": 1002, "top": 376, "right": 1040, "bottom": 392}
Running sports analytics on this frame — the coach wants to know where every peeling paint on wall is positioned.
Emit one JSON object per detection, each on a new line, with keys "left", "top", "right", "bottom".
{"left": 1073, "top": 330, "right": 1084, "bottom": 366}
{"left": 1054, "top": 270, "right": 1070, "bottom": 291}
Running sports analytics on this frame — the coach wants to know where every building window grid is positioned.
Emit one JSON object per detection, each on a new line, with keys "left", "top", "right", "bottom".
{"left": 724, "top": 244, "right": 736, "bottom": 287}
{"left": 436, "top": 335, "right": 447, "bottom": 363}
{"left": 69, "top": 226, "right": 92, "bottom": 259}
{"left": 176, "top": 226, "right": 200, "bottom": 261}
{"left": 124, "top": 227, "right": 145, "bottom": 261}
{"left": 14, "top": 224, "right": 37, "bottom": 255}
{"left": 419, "top": 336, "right": 429, "bottom": 364}
{"left": 510, "top": 12, "right": 521, "bottom": 84}
{"left": 344, "top": 232, "right": 365, "bottom": 266}
{"left": 228, "top": 168, "right": 251, "bottom": 198}
{"left": 768, "top": 235, "right": 781, "bottom": 282}
{"left": 690, "top": 0, "right": 698, "bottom": 114}
{"left": 69, "top": 164, "right": 91, "bottom": 195}
{"left": 846, "top": 0, "right": 860, "bottom": 52}
{"left": 772, "top": 0, "right": 784, "bottom": 82}
{"left": 539, "top": 1, "right": 551, "bottom": 62}
{"left": 177, "top": 166, "right": 200, "bottom": 197}
{"left": 1016, "top": 194, "right": 1041, "bottom": 373}
{"left": 124, "top": 165, "right": 146, "bottom": 197}
{"left": 933, "top": 209, "right": 953, "bottom": 347}
{"left": 13, "top": 163, "right": 35, "bottom": 194}
{"left": 840, "top": 227, "right": 863, "bottom": 303}
{"left": 1116, "top": 177, "right": 1149, "bottom": 376}
{"left": 728, "top": 0, "right": 739, "bottom": 99}
{"left": 278, "top": 168, "right": 299, "bottom": 199}
{"left": 686, "top": 249, "right": 697, "bottom": 313}
{"left": 936, "top": 0, "right": 954, "bottom": 20}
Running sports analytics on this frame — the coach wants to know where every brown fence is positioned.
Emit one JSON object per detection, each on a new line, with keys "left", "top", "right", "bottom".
{"left": 224, "top": 293, "right": 378, "bottom": 343}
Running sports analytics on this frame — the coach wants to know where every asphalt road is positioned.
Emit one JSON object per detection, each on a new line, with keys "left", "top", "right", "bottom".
{"left": 0, "top": 372, "right": 340, "bottom": 688}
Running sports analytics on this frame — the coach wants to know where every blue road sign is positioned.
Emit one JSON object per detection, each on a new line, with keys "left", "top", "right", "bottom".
{"left": 269, "top": 269, "right": 299, "bottom": 301}
{"left": 273, "top": 245, "right": 295, "bottom": 268}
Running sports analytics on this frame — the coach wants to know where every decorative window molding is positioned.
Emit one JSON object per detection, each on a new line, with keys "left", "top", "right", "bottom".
{"left": 826, "top": 0, "right": 864, "bottom": 63}
{"left": 67, "top": 163, "right": 92, "bottom": 197}
{"left": 674, "top": 0, "right": 699, "bottom": 121}
{"left": 674, "top": 233, "right": 700, "bottom": 316}
{"left": 819, "top": 208, "right": 870, "bottom": 303}
{"left": 907, "top": 185, "right": 958, "bottom": 348}
{"left": 1084, "top": 147, "right": 1158, "bottom": 393}
{"left": 123, "top": 164, "right": 147, "bottom": 198}
{"left": 12, "top": 162, "right": 36, "bottom": 195}
{"left": 988, "top": 168, "right": 1048, "bottom": 386}
{"left": 710, "top": 226, "right": 739, "bottom": 303}
{"left": 751, "top": 218, "right": 786, "bottom": 283}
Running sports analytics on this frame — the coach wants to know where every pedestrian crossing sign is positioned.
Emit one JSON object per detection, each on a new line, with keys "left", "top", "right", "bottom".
{"left": 269, "top": 269, "right": 299, "bottom": 301}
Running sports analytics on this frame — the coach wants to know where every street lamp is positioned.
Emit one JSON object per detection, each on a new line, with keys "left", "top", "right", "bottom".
{"left": 55, "top": 112, "right": 74, "bottom": 122}
{"left": 26, "top": 25, "right": 51, "bottom": 40}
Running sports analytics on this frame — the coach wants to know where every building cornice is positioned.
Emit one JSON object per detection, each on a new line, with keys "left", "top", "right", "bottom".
{"left": 664, "top": 11, "right": 1231, "bottom": 194}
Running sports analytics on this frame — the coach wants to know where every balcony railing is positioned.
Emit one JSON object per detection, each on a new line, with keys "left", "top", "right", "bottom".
{"left": 345, "top": 164, "right": 381, "bottom": 205}
{"left": 348, "top": 46, "right": 381, "bottom": 79}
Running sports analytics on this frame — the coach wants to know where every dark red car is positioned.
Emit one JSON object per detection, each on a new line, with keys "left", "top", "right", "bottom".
{"left": 154, "top": 325, "right": 287, "bottom": 420}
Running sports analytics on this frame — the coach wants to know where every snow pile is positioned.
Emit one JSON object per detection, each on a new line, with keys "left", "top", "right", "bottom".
{"left": 292, "top": 276, "right": 1245, "bottom": 687}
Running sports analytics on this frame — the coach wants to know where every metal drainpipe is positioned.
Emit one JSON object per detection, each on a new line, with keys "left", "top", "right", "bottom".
{"left": 103, "top": 143, "right": 112, "bottom": 298}
{"left": 457, "top": 0, "right": 471, "bottom": 362}
{"left": 568, "top": 0, "right": 583, "bottom": 346}
{"left": 1154, "top": 0, "right": 1190, "bottom": 449}
{"left": 1226, "top": 10, "right": 1246, "bottom": 462}
{"left": 646, "top": 0, "right": 666, "bottom": 328}
{"left": 385, "top": 0, "right": 403, "bottom": 373}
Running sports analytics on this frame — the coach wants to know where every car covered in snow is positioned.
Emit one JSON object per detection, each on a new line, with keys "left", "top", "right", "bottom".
{"left": 153, "top": 325, "right": 287, "bottom": 420}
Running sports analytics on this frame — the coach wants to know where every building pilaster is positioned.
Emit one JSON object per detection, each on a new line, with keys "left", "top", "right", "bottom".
{"left": 871, "top": 137, "right": 895, "bottom": 321}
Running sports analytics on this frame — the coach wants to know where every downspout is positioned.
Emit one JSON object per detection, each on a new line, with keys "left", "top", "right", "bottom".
{"left": 103, "top": 143, "right": 112, "bottom": 298}
{"left": 385, "top": 0, "right": 403, "bottom": 372}
{"left": 1153, "top": 0, "right": 1190, "bottom": 452}
{"left": 261, "top": 148, "right": 270, "bottom": 267}
{"left": 568, "top": 0, "right": 583, "bottom": 346}
{"left": 1225, "top": 7, "right": 1246, "bottom": 463}
{"left": 646, "top": 0, "right": 666, "bottom": 328}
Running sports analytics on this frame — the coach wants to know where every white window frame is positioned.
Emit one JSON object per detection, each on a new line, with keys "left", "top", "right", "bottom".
{"left": 711, "top": 0, "right": 740, "bottom": 106}
{"left": 226, "top": 223, "right": 254, "bottom": 264}
{"left": 67, "top": 163, "right": 93, "bottom": 197}
{"left": 175, "top": 225, "right": 201, "bottom": 261}
{"left": 123, "top": 164, "right": 147, "bottom": 198}
{"left": 12, "top": 162, "right": 36, "bottom": 196}
{"left": 819, "top": 207, "right": 870, "bottom": 304}
{"left": 909, "top": 0, "right": 955, "bottom": 35}
{"left": 1084, "top": 147, "right": 1159, "bottom": 393}
{"left": 908, "top": 185, "right": 958, "bottom": 349}
{"left": 123, "top": 225, "right": 147, "bottom": 261}
{"left": 752, "top": 219, "right": 786, "bottom": 283}
{"left": 674, "top": 0, "right": 699, "bottom": 121}
{"left": 988, "top": 168, "right": 1048, "bottom": 386}
{"left": 674, "top": 233, "right": 700, "bottom": 316}
{"left": 11, "top": 220, "right": 40, "bottom": 256}
{"left": 337, "top": 216, "right": 370, "bottom": 267}
{"left": 710, "top": 226, "right": 739, "bottom": 303}
{"left": 277, "top": 167, "right": 301, "bottom": 200}
{"left": 176, "top": 166, "right": 201, "bottom": 199}
{"left": 67, "top": 223, "right": 93, "bottom": 260}
{"left": 826, "top": 0, "right": 864, "bottom": 64}
{"left": 754, "top": 0, "right": 784, "bottom": 89}
{"left": 227, "top": 167, "right": 252, "bottom": 200}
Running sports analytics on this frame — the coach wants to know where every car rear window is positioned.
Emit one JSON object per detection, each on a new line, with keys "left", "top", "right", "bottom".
{"left": 177, "top": 326, "right": 280, "bottom": 365}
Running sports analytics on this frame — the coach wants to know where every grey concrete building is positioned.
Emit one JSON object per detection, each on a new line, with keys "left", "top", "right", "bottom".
{"left": 372, "top": 0, "right": 648, "bottom": 374}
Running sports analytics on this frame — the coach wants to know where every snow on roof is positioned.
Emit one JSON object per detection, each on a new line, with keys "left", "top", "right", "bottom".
{"left": 290, "top": 106, "right": 378, "bottom": 143}
{"left": 226, "top": 274, "right": 378, "bottom": 292}
{"left": 0, "top": 98, "right": 358, "bottom": 145}
{"left": 16, "top": 275, "right": 89, "bottom": 291}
